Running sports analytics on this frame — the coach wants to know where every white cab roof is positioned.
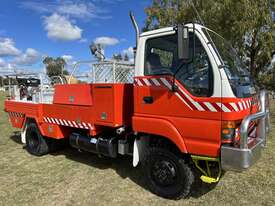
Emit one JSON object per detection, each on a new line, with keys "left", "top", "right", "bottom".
{"left": 140, "top": 23, "right": 206, "bottom": 37}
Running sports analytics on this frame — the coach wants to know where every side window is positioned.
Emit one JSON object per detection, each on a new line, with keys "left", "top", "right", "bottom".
{"left": 144, "top": 35, "right": 177, "bottom": 75}
{"left": 154, "top": 48, "right": 173, "bottom": 68}
{"left": 144, "top": 32, "right": 213, "bottom": 97}
{"left": 176, "top": 33, "right": 213, "bottom": 97}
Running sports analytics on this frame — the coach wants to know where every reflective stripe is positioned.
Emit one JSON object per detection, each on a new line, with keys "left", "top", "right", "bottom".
{"left": 134, "top": 77, "right": 253, "bottom": 113}
{"left": 43, "top": 117, "right": 93, "bottom": 130}
{"left": 151, "top": 78, "right": 161, "bottom": 86}
{"left": 142, "top": 78, "right": 151, "bottom": 86}
{"left": 160, "top": 77, "right": 172, "bottom": 90}
{"left": 175, "top": 93, "right": 194, "bottom": 110}
{"left": 229, "top": 102, "right": 239, "bottom": 112}
{"left": 204, "top": 102, "right": 217, "bottom": 112}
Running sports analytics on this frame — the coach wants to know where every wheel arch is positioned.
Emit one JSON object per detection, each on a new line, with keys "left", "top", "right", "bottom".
{"left": 132, "top": 116, "right": 188, "bottom": 153}
{"left": 132, "top": 116, "right": 189, "bottom": 167}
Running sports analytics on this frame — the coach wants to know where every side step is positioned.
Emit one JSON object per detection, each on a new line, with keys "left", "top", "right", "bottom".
{"left": 191, "top": 155, "right": 221, "bottom": 184}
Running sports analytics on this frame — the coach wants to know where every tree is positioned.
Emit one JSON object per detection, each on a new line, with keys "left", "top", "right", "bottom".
{"left": 43, "top": 56, "right": 69, "bottom": 77}
{"left": 145, "top": 0, "right": 275, "bottom": 81}
{"left": 113, "top": 53, "right": 123, "bottom": 61}
{"left": 124, "top": 53, "right": 129, "bottom": 61}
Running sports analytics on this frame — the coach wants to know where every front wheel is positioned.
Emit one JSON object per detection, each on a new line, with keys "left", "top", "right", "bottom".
{"left": 142, "top": 148, "right": 194, "bottom": 199}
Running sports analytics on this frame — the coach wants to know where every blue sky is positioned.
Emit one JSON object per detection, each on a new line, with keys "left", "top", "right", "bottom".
{"left": 0, "top": 0, "right": 150, "bottom": 72}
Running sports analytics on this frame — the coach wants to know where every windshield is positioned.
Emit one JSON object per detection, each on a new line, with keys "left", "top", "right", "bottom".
{"left": 202, "top": 28, "right": 258, "bottom": 98}
{"left": 202, "top": 28, "right": 250, "bottom": 79}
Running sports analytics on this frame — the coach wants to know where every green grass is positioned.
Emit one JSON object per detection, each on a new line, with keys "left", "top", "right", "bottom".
{"left": 0, "top": 92, "right": 274, "bottom": 206}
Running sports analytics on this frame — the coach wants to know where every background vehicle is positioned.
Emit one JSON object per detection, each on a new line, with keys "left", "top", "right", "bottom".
{"left": 4, "top": 13, "right": 270, "bottom": 199}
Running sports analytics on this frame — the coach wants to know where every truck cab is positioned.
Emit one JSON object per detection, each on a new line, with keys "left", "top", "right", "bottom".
{"left": 131, "top": 22, "right": 270, "bottom": 197}
{"left": 4, "top": 19, "right": 270, "bottom": 200}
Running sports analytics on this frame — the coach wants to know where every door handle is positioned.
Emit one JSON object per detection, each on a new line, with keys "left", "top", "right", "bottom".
{"left": 143, "top": 96, "right": 154, "bottom": 104}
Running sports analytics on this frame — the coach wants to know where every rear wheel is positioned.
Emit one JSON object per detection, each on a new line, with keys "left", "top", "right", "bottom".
{"left": 26, "top": 123, "right": 51, "bottom": 156}
{"left": 142, "top": 147, "right": 194, "bottom": 199}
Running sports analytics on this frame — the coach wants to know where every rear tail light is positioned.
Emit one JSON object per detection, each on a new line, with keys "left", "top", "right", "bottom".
{"left": 221, "top": 121, "right": 236, "bottom": 144}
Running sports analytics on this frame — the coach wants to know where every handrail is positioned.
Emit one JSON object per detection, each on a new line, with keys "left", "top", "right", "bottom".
{"left": 69, "top": 60, "right": 95, "bottom": 84}
{"left": 51, "top": 76, "right": 65, "bottom": 85}
{"left": 239, "top": 90, "right": 268, "bottom": 149}
{"left": 68, "top": 60, "right": 134, "bottom": 84}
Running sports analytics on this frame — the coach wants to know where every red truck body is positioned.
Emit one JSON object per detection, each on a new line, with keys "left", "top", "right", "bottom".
{"left": 6, "top": 83, "right": 133, "bottom": 137}
{"left": 5, "top": 76, "right": 260, "bottom": 157}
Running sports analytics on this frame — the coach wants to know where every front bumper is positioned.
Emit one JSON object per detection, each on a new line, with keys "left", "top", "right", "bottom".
{"left": 221, "top": 90, "right": 270, "bottom": 171}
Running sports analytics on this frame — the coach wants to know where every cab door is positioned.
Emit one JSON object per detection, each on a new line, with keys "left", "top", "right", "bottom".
{"left": 133, "top": 30, "right": 222, "bottom": 157}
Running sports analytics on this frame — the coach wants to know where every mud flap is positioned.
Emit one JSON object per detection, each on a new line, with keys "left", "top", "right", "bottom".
{"left": 133, "top": 136, "right": 149, "bottom": 167}
{"left": 21, "top": 124, "right": 27, "bottom": 144}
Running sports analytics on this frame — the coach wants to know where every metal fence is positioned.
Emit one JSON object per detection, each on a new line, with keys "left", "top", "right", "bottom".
{"left": 69, "top": 60, "right": 135, "bottom": 84}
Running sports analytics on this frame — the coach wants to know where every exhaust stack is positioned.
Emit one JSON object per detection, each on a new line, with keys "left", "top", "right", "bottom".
{"left": 129, "top": 11, "right": 139, "bottom": 59}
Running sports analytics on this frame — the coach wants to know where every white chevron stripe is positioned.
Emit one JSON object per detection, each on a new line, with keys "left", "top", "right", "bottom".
{"left": 160, "top": 78, "right": 172, "bottom": 90}
{"left": 143, "top": 78, "right": 151, "bottom": 86}
{"left": 88, "top": 123, "right": 93, "bottom": 130}
{"left": 238, "top": 102, "right": 243, "bottom": 110}
{"left": 244, "top": 100, "right": 246, "bottom": 109}
{"left": 59, "top": 119, "right": 64, "bottom": 125}
{"left": 63, "top": 120, "right": 69, "bottom": 126}
{"left": 176, "top": 85, "right": 204, "bottom": 111}
{"left": 174, "top": 93, "right": 193, "bottom": 110}
{"left": 68, "top": 120, "right": 73, "bottom": 127}
{"left": 83, "top": 123, "right": 89, "bottom": 129}
{"left": 216, "top": 103, "right": 231, "bottom": 112}
{"left": 137, "top": 79, "right": 143, "bottom": 86}
{"left": 222, "top": 103, "right": 231, "bottom": 112}
{"left": 72, "top": 121, "right": 78, "bottom": 128}
{"left": 248, "top": 100, "right": 252, "bottom": 107}
{"left": 161, "top": 79, "right": 201, "bottom": 110}
{"left": 245, "top": 100, "right": 249, "bottom": 108}
{"left": 82, "top": 122, "right": 89, "bottom": 129}
{"left": 151, "top": 78, "right": 161, "bottom": 86}
{"left": 204, "top": 102, "right": 217, "bottom": 112}
{"left": 229, "top": 102, "right": 239, "bottom": 112}
{"left": 51, "top": 118, "right": 56, "bottom": 124}
{"left": 42, "top": 117, "right": 93, "bottom": 130}
{"left": 47, "top": 117, "right": 52, "bottom": 124}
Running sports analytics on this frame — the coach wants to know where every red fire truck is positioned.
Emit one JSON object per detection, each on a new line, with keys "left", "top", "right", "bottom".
{"left": 4, "top": 14, "right": 270, "bottom": 199}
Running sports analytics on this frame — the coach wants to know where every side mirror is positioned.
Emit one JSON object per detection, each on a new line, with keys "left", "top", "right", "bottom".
{"left": 178, "top": 25, "right": 189, "bottom": 60}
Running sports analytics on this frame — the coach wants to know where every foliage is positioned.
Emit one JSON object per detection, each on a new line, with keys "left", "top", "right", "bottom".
{"left": 124, "top": 53, "right": 129, "bottom": 61}
{"left": 258, "top": 63, "right": 275, "bottom": 90}
{"left": 145, "top": 0, "right": 275, "bottom": 87}
{"left": 43, "top": 56, "right": 69, "bottom": 77}
{"left": 113, "top": 53, "right": 123, "bottom": 61}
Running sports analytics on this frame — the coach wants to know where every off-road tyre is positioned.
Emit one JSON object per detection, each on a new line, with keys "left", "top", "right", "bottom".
{"left": 25, "top": 123, "right": 52, "bottom": 156}
{"left": 142, "top": 147, "right": 194, "bottom": 200}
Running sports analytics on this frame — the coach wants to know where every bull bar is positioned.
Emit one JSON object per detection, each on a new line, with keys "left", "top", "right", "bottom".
{"left": 221, "top": 90, "right": 270, "bottom": 171}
